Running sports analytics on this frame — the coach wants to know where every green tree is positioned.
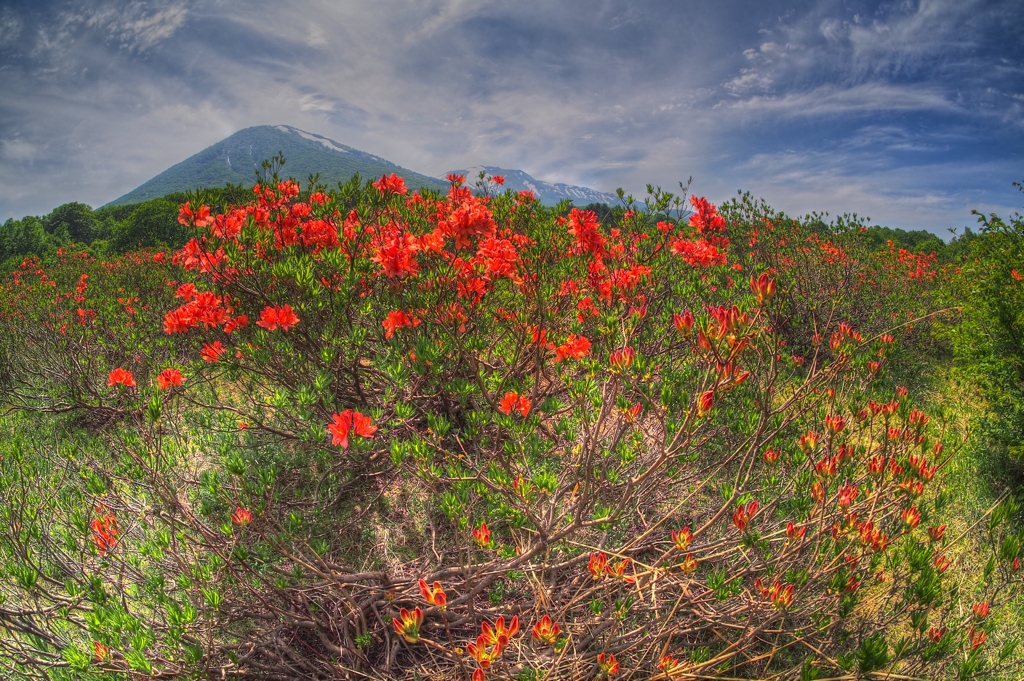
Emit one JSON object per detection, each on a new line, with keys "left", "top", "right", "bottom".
{"left": 43, "top": 202, "right": 97, "bottom": 243}
{"left": 110, "top": 199, "right": 186, "bottom": 252}
{"left": 0, "top": 216, "right": 49, "bottom": 266}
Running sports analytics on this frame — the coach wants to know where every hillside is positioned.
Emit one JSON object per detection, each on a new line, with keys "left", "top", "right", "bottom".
{"left": 106, "top": 125, "right": 449, "bottom": 206}
{"left": 447, "top": 165, "right": 620, "bottom": 206}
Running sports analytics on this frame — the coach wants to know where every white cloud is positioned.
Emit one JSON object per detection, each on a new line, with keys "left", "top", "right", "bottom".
{"left": 0, "top": 138, "right": 37, "bottom": 162}
{"left": 726, "top": 82, "right": 955, "bottom": 117}
{"left": 0, "top": 9, "right": 21, "bottom": 47}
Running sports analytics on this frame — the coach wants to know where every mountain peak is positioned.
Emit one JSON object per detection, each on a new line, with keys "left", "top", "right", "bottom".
{"left": 445, "top": 165, "right": 619, "bottom": 206}
{"left": 106, "top": 125, "right": 446, "bottom": 206}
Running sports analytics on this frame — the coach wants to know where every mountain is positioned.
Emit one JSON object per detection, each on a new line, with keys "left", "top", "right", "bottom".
{"left": 446, "top": 166, "right": 620, "bottom": 206}
{"left": 106, "top": 125, "right": 448, "bottom": 206}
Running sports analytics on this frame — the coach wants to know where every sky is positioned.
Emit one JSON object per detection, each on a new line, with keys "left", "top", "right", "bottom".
{"left": 0, "top": 0, "right": 1022, "bottom": 235}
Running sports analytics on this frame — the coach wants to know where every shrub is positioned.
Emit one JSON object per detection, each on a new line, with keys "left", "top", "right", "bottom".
{"left": 0, "top": 167, "right": 1020, "bottom": 680}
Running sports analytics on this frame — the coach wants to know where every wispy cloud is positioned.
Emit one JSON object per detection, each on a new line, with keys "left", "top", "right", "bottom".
{"left": 0, "top": 0, "right": 1020, "bottom": 233}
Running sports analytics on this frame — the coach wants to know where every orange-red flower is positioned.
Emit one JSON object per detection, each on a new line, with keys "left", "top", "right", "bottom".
{"left": 597, "top": 652, "right": 620, "bottom": 676}
{"left": 732, "top": 500, "right": 758, "bottom": 531}
{"left": 373, "top": 173, "right": 408, "bottom": 195}
{"left": 567, "top": 208, "right": 606, "bottom": 258}
{"left": 472, "top": 521, "right": 491, "bottom": 549}
{"left": 383, "top": 309, "right": 421, "bottom": 339}
{"left": 553, "top": 334, "right": 591, "bottom": 362}
{"left": 588, "top": 552, "right": 608, "bottom": 580}
{"left": 673, "top": 310, "right": 695, "bottom": 335}
{"left": 200, "top": 341, "right": 226, "bottom": 363}
{"left": 392, "top": 607, "right": 423, "bottom": 643}
{"left": 256, "top": 305, "right": 300, "bottom": 332}
{"left": 697, "top": 390, "right": 714, "bottom": 417}
{"left": 824, "top": 414, "right": 845, "bottom": 434}
{"left": 232, "top": 507, "right": 253, "bottom": 525}
{"left": 749, "top": 271, "right": 776, "bottom": 303}
{"left": 498, "top": 392, "right": 531, "bottom": 417}
{"left": 838, "top": 483, "right": 858, "bottom": 509}
{"left": 107, "top": 367, "right": 136, "bottom": 388}
{"left": 609, "top": 346, "right": 635, "bottom": 372}
{"left": 91, "top": 509, "right": 119, "bottom": 556}
{"left": 157, "top": 368, "right": 183, "bottom": 390}
{"left": 972, "top": 602, "right": 990, "bottom": 620}
{"left": 327, "top": 410, "right": 377, "bottom": 449}
{"left": 418, "top": 579, "right": 447, "bottom": 609}
{"left": 531, "top": 615, "right": 560, "bottom": 645}
{"left": 901, "top": 506, "right": 921, "bottom": 529}
{"left": 671, "top": 527, "right": 692, "bottom": 551}
{"left": 93, "top": 641, "right": 110, "bottom": 662}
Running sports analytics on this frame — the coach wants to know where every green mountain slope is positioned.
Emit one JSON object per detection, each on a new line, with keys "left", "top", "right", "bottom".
{"left": 106, "top": 125, "right": 448, "bottom": 206}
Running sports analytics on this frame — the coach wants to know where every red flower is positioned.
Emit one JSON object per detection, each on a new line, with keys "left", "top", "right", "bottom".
{"left": 567, "top": 208, "right": 606, "bottom": 258}
{"left": 749, "top": 271, "right": 776, "bottom": 303}
{"left": 383, "top": 310, "right": 421, "bottom": 339}
{"left": 177, "top": 201, "right": 213, "bottom": 227}
{"left": 157, "top": 368, "right": 183, "bottom": 390}
{"left": 553, "top": 334, "right": 591, "bottom": 362}
{"left": 93, "top": 641, "right": 109, "bottom": 662}
{"left": 327, "top": 410, "right": 377, "bottom": 449}
{"left": 107, "top": 367, "right": 136, "bottom": 388}
{"left": 418, "top": 579, "right": 447, "bottom": 609}
{"left": 531, "top": 615, "right": 560, "bottom": 645}
{"left": 697, "top": 390, "right": 714, "bottom": 417}
{"left": 671, "top": 527, "right": 692, "bottom": 551}
{"left": 972, "top": 602, "right": 990, "bottom": 620}
{"left": 232, "top": 507, "right": 253, "bottom": 525}
{"left": 372, "top": 173, "right": 408, "bottom": 195}
{"left": 688, "top": 195, "right": 726, "bottom": 234}
{"left": 91, "top": 509, "right": 119, "bottom": 556}
{"left": 472, "top": 521, "right": 491, "bottom": 549}
{"left": 838, "top": 483, "right": 858, "bottom": 509}
{"left": 256, "top": 305, "right": 300, "bottom": 332}
{"left": 673, "top": 310, "right": 695, "bottom": 335}
{"left": 588, "top": 552, "right": 608, "bottom": 580}
{"left": 732, "top": 500, "right": 758, "bottom": 531}
{"left": 498, "top": 392, "right": 531, "bottom": 417}
{"left": 609, "top": 346, "right": 635, "bottom": 372}
{"left": 597, "top": 652, "right": 620, "bottom": 676}
{"left": 200, "top": 341, "right": 226, "bottom": 363}
{"left": 392, "top": 607, "right": 423, "bottom": 643}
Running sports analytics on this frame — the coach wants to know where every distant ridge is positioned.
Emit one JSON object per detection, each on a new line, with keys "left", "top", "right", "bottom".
{"left": 446, "top": 166, "right": 620, "bottom": 207}
{"left": 106, "top": 125, "right": 448, "bottom": 206}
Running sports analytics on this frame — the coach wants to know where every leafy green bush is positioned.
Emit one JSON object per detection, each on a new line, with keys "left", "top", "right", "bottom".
{"left": 0, "top": 168, "right": 1021, "bottom": 681}
{"left": 946, "top": 183, "right": 1024, "bottom": 464}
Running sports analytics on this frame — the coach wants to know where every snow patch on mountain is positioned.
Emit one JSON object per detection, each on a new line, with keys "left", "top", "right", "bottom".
{"left": 447, "top": 166, "right": 620, "bottom": 206}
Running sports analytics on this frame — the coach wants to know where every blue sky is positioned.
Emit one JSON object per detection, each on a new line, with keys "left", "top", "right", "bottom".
{"left": 0, "top": 0, "right": 1021, "bottom": 235}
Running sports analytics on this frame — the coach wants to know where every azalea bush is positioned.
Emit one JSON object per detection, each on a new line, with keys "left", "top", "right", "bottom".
{"left": 0, "top": 166, "right": 1021, "bottom": 681}
{"left": 0, "top": 248, "right": 181, "bottom": 422}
